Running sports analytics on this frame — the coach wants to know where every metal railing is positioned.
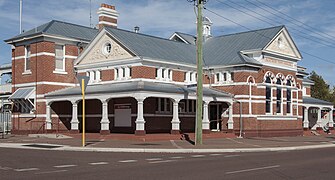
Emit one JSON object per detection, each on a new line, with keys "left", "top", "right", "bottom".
{"left": 0, "top": 112, "right": 11, "bottom": 137}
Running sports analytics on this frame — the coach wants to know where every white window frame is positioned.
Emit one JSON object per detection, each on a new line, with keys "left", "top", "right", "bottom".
{"left": 215, "top": 71, "right": 231, "bottom": 84}
{"left": 114, "top": 67, "right": 131, "bottom": 80}
{"left": 156, "top": 98, "right": 172, "bottom": 113}
{"left": 23, "top": 45, "right": 31, "bottom": 74}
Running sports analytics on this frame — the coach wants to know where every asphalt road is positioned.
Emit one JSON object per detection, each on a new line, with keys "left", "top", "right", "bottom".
{"left": 0, "top": 147, "right": 334, "bottom": 180}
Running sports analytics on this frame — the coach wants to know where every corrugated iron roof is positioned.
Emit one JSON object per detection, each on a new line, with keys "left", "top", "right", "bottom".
{"left": 45, "top": 81, "right": 232, "bottom": 98}
{"left": 5, "top": 20, "right": 98, "bottom": 42}
{"left": 303, "top": 96, "right": 333, "bottom": 106}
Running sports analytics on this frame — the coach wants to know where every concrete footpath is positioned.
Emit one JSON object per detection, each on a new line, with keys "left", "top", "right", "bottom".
{"left": 0, "top": 132, "right": 335, "bottom": 153}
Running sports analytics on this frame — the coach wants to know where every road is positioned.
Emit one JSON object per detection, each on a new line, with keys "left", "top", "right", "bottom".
{"left": 0, "top": 147, "right": 334, "bottom": 179}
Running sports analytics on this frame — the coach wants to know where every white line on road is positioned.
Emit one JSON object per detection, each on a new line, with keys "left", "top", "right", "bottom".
{"left": 146, "top": 158, "right": 163, "bottom": 161}
{"left": 169, "top": 156, "right": 184, "bottom": 159}
{"left": 224, "top": 155, "right": 240, "bottom": 158}
{"left": 209, "top": 154, "right": 223, "bottom": 156}
{"left": 89, "top": 162, "right": 109, "bottom": 165}
{"left": 35, "top": 170, "right": 68, "bottom": 175}
{"left": 0, "top": 166, "right": 13, "bottom": 170}
{"left": 148, "top": 160, "right": 176, "bottom": 164}
{"left": 54, "top": 164, "right": 77, "bottom": 168}
{"left": 118, "top": 160, "right": 138, "bottom": 163}
{"left": 191, "top": 155, "right": 206, "bottom": 158}
{"left": 226, "top": 165, "right": 280, "bottom": 174}
{"left": 15, "top": 168, "right": 39, "bottom": 172}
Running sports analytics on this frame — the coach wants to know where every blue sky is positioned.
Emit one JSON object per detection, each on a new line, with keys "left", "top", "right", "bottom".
{"left": 0, "top": 0, "right": 334, "bottom": 86}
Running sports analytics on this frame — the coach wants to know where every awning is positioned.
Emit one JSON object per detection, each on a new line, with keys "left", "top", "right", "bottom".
{"left": 9, "top": 87, "right": 35, "bottom": 100}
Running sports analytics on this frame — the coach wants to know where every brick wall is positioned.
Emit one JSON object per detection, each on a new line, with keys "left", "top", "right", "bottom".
{"left": 132, "top": 66, "right": 155, "bottom": 79}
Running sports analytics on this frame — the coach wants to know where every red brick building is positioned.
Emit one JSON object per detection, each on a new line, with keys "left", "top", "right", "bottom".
{"left": 5, "top": 4, "right": 333, "bottom": 137}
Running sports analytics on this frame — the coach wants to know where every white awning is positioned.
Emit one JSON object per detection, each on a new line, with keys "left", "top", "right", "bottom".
{"left": 9, "top": 87, "right": 35, "bottom": 100}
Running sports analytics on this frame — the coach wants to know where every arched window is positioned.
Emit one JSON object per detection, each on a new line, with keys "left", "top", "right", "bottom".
{"left": 286, "top": 80, "right": 292, "bottom": 114}
{"left": 265, "top": 76, "right": 272, "bottom": 113}
{"left": 276, "top": 78, "right": 282, "bottom": 114}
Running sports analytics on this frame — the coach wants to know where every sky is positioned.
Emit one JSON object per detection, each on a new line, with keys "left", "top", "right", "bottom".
{"left": 0, "top": 0, "right": 335, "bottom": 86}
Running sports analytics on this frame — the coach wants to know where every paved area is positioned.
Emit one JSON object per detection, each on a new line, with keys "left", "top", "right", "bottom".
{"left": 1, "top": 131, "right": 335, "bottom": 152}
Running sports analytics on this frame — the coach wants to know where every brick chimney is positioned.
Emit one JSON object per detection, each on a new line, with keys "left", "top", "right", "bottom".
{"left": 97, "top": 3, "right": 119, "bottom": 30}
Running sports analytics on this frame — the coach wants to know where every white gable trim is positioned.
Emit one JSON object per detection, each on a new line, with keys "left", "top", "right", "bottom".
{"left": 168, "top": 33, "right": 190, "bottom": 44}
{"left": 263, "top": 27, "right": 302, "bottom": 59}
{"left": 74, "top": 28, "right": 138, "bottom": 66}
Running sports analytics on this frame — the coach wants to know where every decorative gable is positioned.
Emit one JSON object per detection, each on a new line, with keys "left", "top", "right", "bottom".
{"left": 264, "top": 29, "right": 301, "bottom": 59}
{"left": 77, "top": 31, "right": 133, "bottom": 65}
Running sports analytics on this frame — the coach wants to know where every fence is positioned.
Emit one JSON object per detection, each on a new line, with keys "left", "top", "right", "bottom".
{"left": 0, "top": 112, "right": 11, "bottom": 136}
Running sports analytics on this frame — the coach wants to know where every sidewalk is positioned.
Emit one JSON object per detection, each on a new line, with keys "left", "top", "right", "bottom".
{"left": 1, "top": 132, "right": 335, "bottom": 153}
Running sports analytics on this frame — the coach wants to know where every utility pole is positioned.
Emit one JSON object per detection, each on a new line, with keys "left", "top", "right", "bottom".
{"left": 195, "top": 0, "right": 204, "bottom": 145}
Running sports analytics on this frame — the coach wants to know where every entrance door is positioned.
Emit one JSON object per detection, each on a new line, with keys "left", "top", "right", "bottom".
{"left": 209, "top": 104, "right": 223, "bottom": 131}
{"left": 114, "top": 104, "right": 132, "bottom": 127}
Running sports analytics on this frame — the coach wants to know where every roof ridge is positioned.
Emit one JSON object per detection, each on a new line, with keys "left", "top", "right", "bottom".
{"left": 216, "top": 25, "right": 284, "bottom": 38}
{"left": 51, "top": 19, "right": 96, "bottom": 30}
{"left": 106, "top": 27, "right": 195, "bottom": 46}
{"left": 175, "top": 32, "right": 195, "bottom": 37}
{"left": 43, "top": 20, "right": 55, "bottom": 32}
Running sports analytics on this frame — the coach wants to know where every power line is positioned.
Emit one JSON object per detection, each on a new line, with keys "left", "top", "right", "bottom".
{"left": 204, "top": 7, "right": 335, "bottom": 65}
{"left": 215, "top": 0, "right": 335, "bottom": 49}
{"left": 254, "top": 0, "right": 335, "bottom": 41}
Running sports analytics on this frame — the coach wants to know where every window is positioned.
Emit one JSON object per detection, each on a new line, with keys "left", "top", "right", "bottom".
{"left": 25, "top": 45, "right": 31, "bottom": 72}
{"left": 287, "top": 80, "right": 292, "bottom": 114}
{"left": 265, "top": 76, "right": 272, "bottom": 113}
{"left": 276, "top": 79, "right": 282, "bottom": 114}
{"left": 215, "top": 72, "right": 231, "bottom": 83}
{"left": 55, "top": 45, "right": 65, "bottom": 71}
{"left": 178, "top": 99, "right": 196, "bottom": 113}
{"left": 103, "top": 42, "right": 112, "bottom": 55}
{"left": 156, "top": 68, "right": 172, "bottom": 81}
{"left": 114, "top": 67, "right": 132, "bottom": 80}
{"left": 156, "top": 98, "right": 172, "bottom": 113}
{"left": 87, "top": 70, "right": 101, "bottom": 83}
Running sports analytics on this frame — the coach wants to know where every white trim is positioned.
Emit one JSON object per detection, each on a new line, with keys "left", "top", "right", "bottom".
{"left": 257, "top": 116, "right": 298, "bottom": 120}
{"left": 22, "top": 70, "right": 32, "bottom": 75}
{"left": 98, "top": 13, "right": 119, "bottom": 19}
{"left": 64, "top": 55, "right": 77, "bottom": 59}
{"left": 53, "top": 70, "right": 68, "bottom": 75}
{"left": 14, "top": 81, "right": 76, "bottom": 87}
{"left": 7, "top": 33, "right": 90, "bottom": 44}
{"left": 98, "top": 21, "right": 117, "bottom": 27}
{"left": 13, "top": 53, "right": 76, "bottom": 60}
{"left": 143, "top": 58, "right": 196, "bottom": 69}
{"left": 234, "top": 95, "right": 265, "bottom": 99}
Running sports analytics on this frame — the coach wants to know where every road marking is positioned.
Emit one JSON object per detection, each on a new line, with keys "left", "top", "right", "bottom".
{"left": 89, "top": 162, "right": 109, "bottom": 165}
{"left": 35, "top": 170, "right": 67, "bottom": 175}
{"left": 224, "top": 155, "right": 240, "bottom": 158}
{"left": 146, "top": 158, "right": 163, "bottom": 161}
{"left": 191, "top": 155, "right": 206, "bottom": 158}
{"left": 54, "top": 164, "right": 77, "bottom": 168}
{"left": 210, "top": 154, "right": 223, "bottom": 156}
{"left": 119, "top": 160, "right": 138, "bottom": 163}
{"left": 15, "top": 168, "right": 39, "bottom": 172}
{"left": 149, "top": 160, "right": 176, "bottom": 164}
{"left": 170, "top": 140, "right": 183, "bottom": 149}
{"left": 169, "top": 156, "right": 184, "bottom": 159}
{"left": 0, "top": 166, "right": 13, "bottom": 170}
{"left": 226, "top": 165, "right": 280, "bottom": 174}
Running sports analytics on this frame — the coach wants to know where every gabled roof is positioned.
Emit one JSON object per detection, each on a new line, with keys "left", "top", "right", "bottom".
{"left": 105, "top": 27, "right": 196, "bottom": 65}
{"left": 5, "top": 20, "right": 98, "bottom": 42}
{"left": 171, "top": 32, "right": 196, "bottom": 45}
{"left": 204, "top": 26, "right": 284, "bottom": 66}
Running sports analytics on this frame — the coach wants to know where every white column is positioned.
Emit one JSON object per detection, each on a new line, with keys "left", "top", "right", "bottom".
{"left": 328, "top": 109, "right": 333, "bottom": 128}
{"left": 71, "top": 101, "right": 79, "bottom": 131}
{"left": 228, "top": 103, "right": 234, "bottom": 130}
{"left": 125, "top": 67, "right": 130, "bottom": 78}
{"left": 317, "top": 107, "right": 322, "bottom": 128}
{"left": 45, "top": 102, "right": 52, "bottom": 130}
{"left": 119, "top": 67, "right": 123, "bottom": 78}
{"left": 100, "top": 99, "right": 110, "bottom": 131}
{"left": 202, "top": 101, "right": 210, "bottom": 130}
{"left": 303, "top": 106, "right": 309, "bottom": 129}
{"left": 171, "top": 99, "right": 180, "bottom": 133}
{"left": 135, "top": 97, "right": 146, "bottom": 133}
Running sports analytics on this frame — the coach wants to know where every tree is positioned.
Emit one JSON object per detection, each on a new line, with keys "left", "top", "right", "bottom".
{"left": 308, "top": 71, "right": 332, "bottom": 102}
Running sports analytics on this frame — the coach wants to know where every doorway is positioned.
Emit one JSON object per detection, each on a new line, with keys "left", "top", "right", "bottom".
{"left": 209, "top": 103, "right": 223, "bottom": 131}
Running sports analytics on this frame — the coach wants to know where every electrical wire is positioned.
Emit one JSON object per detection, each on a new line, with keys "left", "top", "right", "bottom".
{"left": 204, "top": 7, "right": 335, "bottom": 65}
